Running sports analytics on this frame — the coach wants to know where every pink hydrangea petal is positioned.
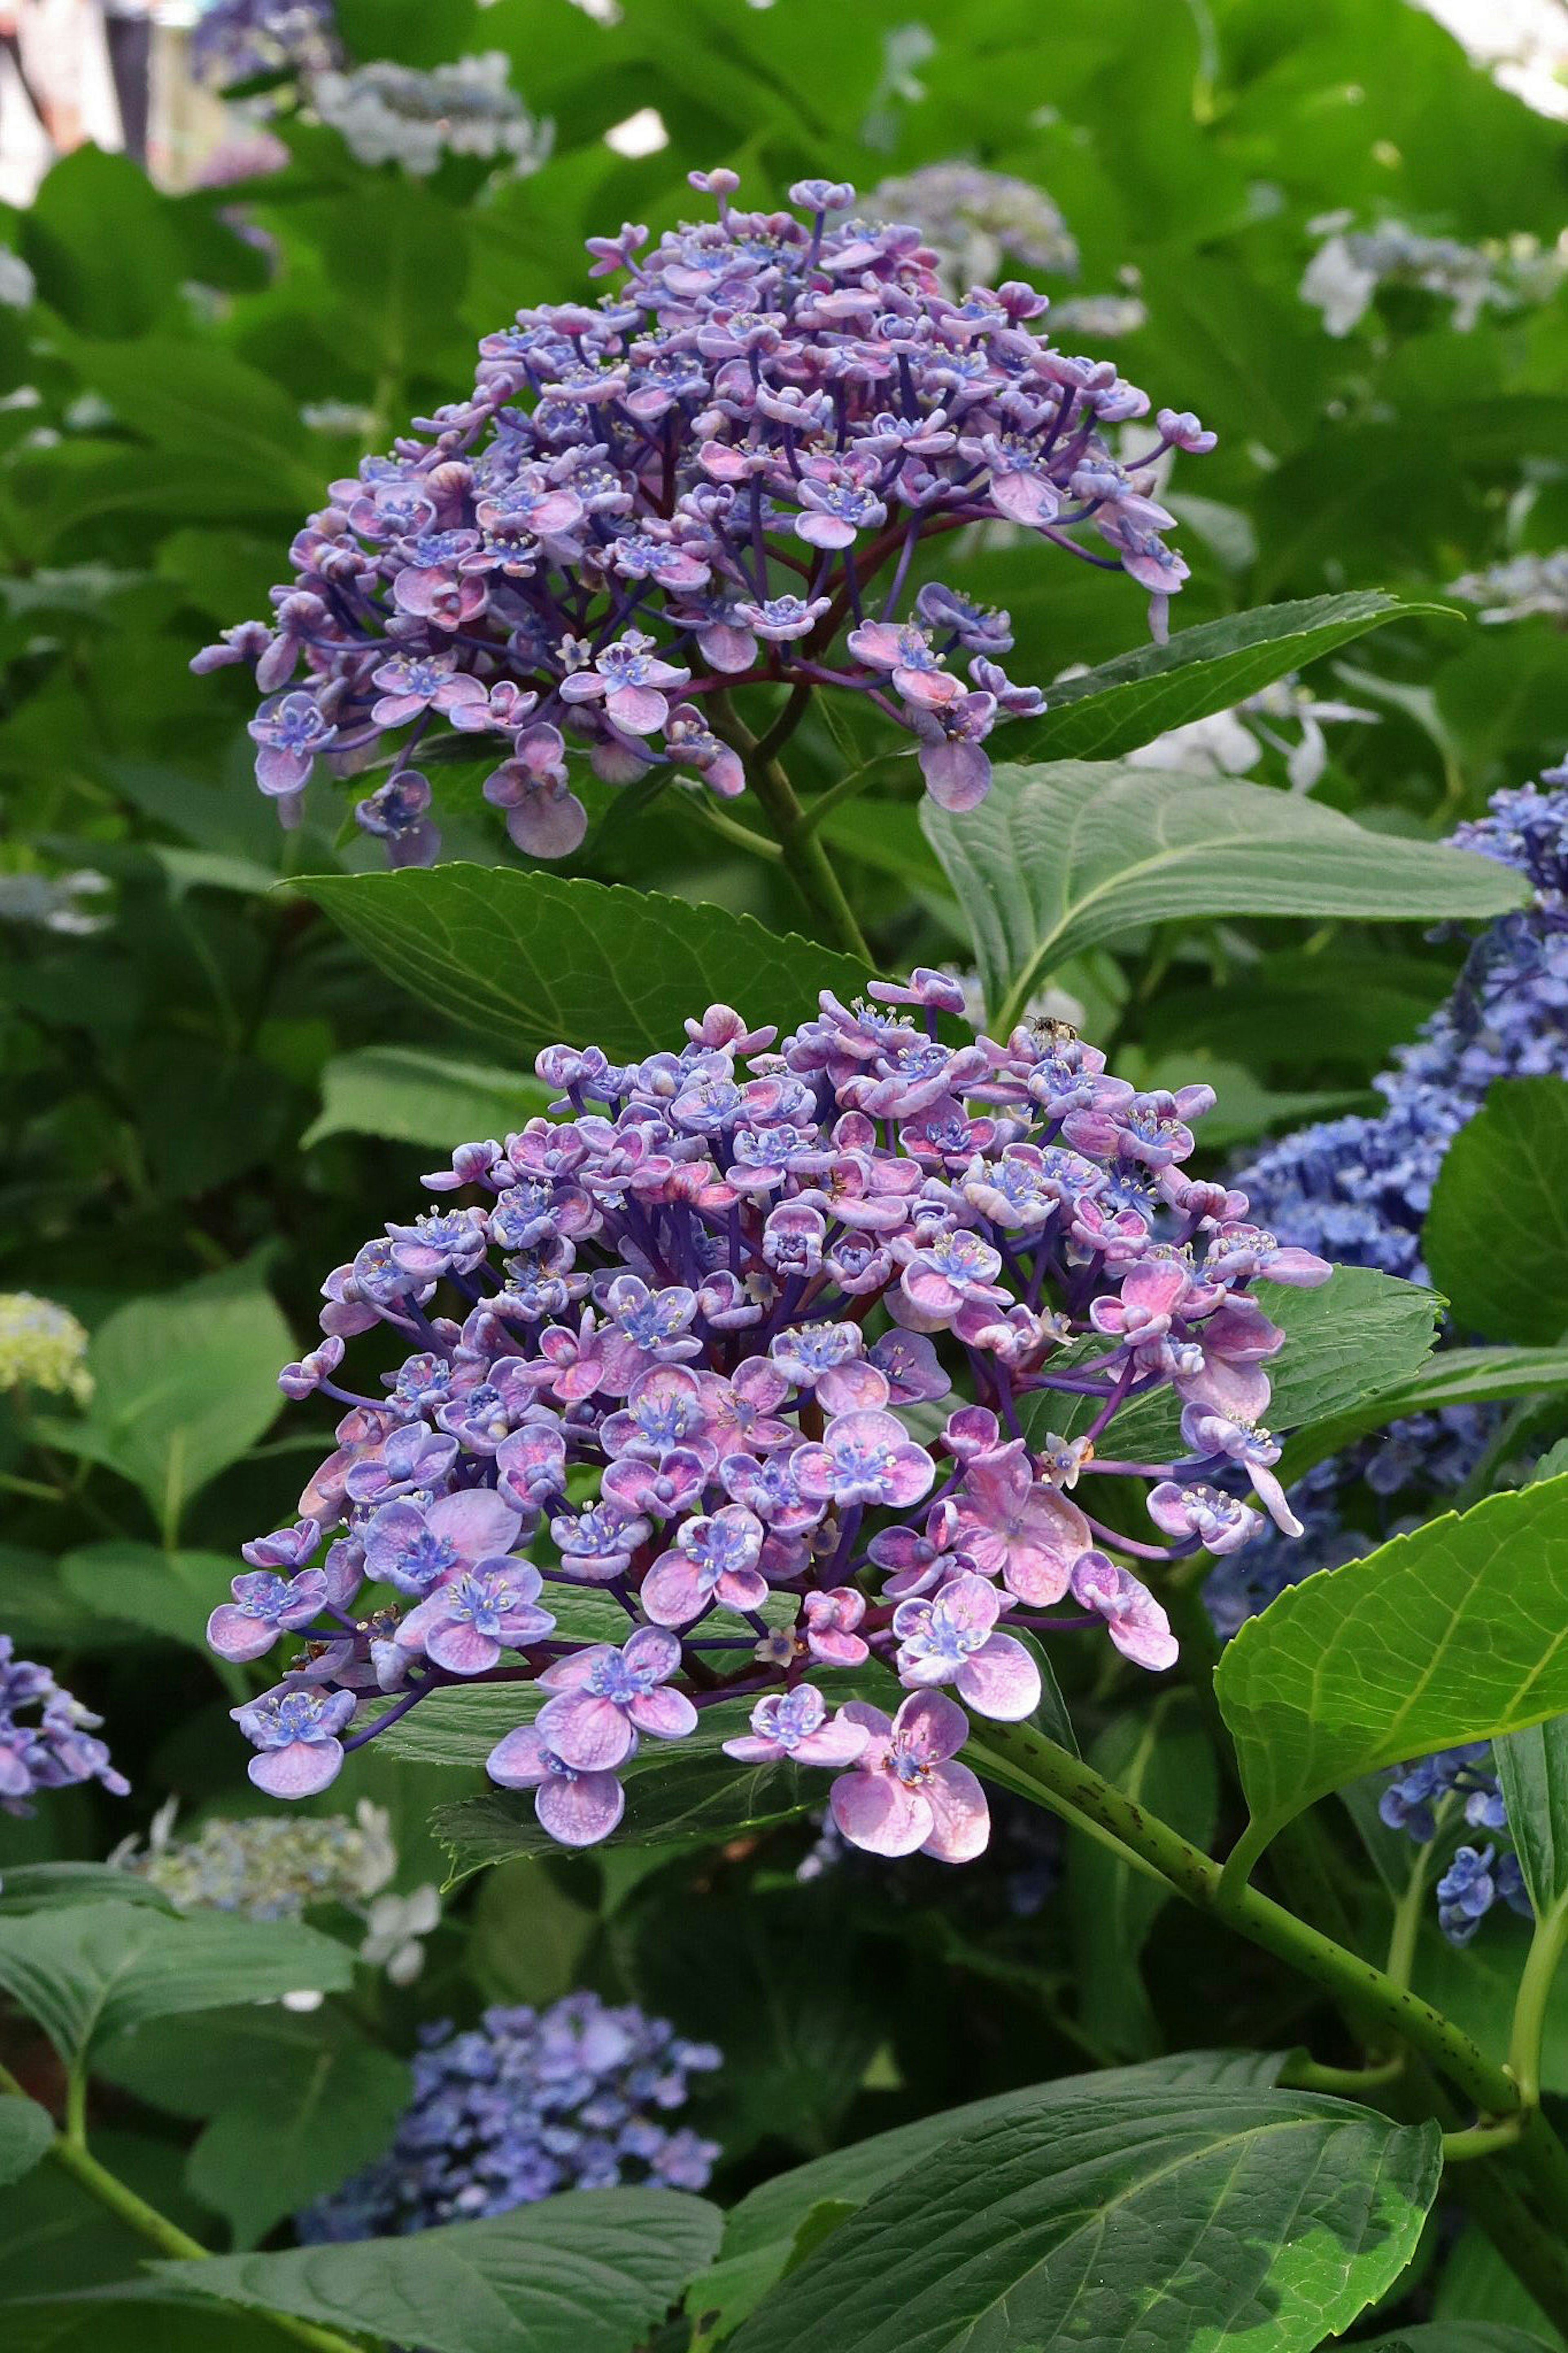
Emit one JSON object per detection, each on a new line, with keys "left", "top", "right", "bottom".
{"left": 624, "top": 1625, "right": 683, "bottom": 1679}
{"left": 640, "top": 1552, "right": 710, "bottom": 1627}
{"left": 536, "top": 1768, "right": 626, "bottom": 1847}
{"left": 830, "top": 1765, "right": 931, "bottom": 1857}
{"left": 721, "top": 1733, "right": 782, "bottom": 1764}
{"left": 428, "top": 1488, "right": 521, "bottom": 1563}
{"left": 249, "top": 1739, "right": 343, "bottom": 1800}
{"left": 795, "top": 1719, "right": 873, "bottom": 1767}
{"left": 425, "top": 1619, "right": 501, "bottom": 1676}
{"left": 536, "top": 1691, "right": 637, "bottom": 1771}
{"left": 206, "top": 1605, "right": 280, "bottom": 1663}
{"left": 920, "top": 1760, "right": 991, "bottom": 1861}
{"left": 955, "top": 1633, "right": 1042, "bottom": 1722}
{"left": 486, "top": 1724, "right": 548, "bottom": 1788}
{"left": 628, "top": 1686, "right": 699, "bottom": 1741}
{"left": 715, "top": 1566, "right": 770, "bottom": 1614}
{"left": 893, "top": 1689, "right": 969, "bottom": 1765}
{"left": 536, "top": 1643, "right": 610, "bottom": 1693}
{"left": 606, "top": 682, "right": 668, "bottom": 735}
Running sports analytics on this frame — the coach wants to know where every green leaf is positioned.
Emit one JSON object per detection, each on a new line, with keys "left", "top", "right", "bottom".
{"left": 1494, "top": 1718, "right": 1568, "bottom": 1922}
{"left": 0, "top": 1865, "right": 178, "bottom": 1917}
{"left": 1424, "top": 1080, "right": 1568, "bottom": 1344}
{"left": 298, "top": 867, "right": 870, "bottom": 1062}
{"left": 58, "top": 1545, "right": 229, "bottom": 1659}
{"left": 1215, "top": 1477, "right": 1568, "bottom": 1865}
{"left": 303, "top": 1046, "right": 555, "bottom": 1150}
{"left": 1278, "top": 1347, "right": 1568, "bottom": 1485}
{"left": 60, "top": 1265, "right": 292, "bottom": 1539}
{"left": 1412, "top": 1915, "right": 1568, "bottom": 2097}
{"left": 728, "top": 2091, "right": 1439, "bottom": 2353}
{"left": 718, "top": 2051, "right": 1285, "bottom": 2337}
{"left": 0, "top": 2097, "right": 54, "bottom": 2188}
{"left": 922, "top": 760, "right": 1522, "bottom": 1033}
{"left": 0, "top": 1903, "right": 352, "bottom": 2070}
{"left": 1438, "top": 2225, "right": 1567, "bottom": 2351}
{"left": 55, "top": 337, "right": 322, "bottom": 513}
{"left": 1069, "top": 1698, "right": 1218, "bottom": 2059}
{"left": 1361, "top": 2330, "right": 1561, "bottom": 2353}
{"left": 1015, "top": 593, "right": 1450, "bottom": 763}
{"left": 1028, "top": 1267, "right": 1440, "bottom": 1461}
{"left": 129, "top": 2188, "right": 722, "bottom": 2353}
{"left": 99, "top": 2007, "right": 410, "bottom": 2252}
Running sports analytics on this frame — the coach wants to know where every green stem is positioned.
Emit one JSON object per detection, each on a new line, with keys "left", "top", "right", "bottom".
{"left": 1444, "top": 2119, "right": 1526, "bottom": 2162}
{"left": 0, "top": 2073, "right": 373, "bottom": 2353}
{"left": 967, "top": 1720, "right": 1521, "bottom": 2117}
{"left": 1510, "top": 1896, "right": 1568, "bottom": 2107}
{"left": 1278, "top": 2054, "right": 1405, "bottom": 2096}
{"left": 710, "top": 693, "right": 873, "bottom": 964}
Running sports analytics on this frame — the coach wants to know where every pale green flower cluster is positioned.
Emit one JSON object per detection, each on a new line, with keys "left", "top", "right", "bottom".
{"left": 121, "top": 1798, "right": 397, "bottom": 1921}
{"left": 0, "top": 1293, "right": 93, "bottom": 1405}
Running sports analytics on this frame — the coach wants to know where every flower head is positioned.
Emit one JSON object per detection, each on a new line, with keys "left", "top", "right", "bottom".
{"left": 201, "top": 171, "right": 1209, "bottom": 854}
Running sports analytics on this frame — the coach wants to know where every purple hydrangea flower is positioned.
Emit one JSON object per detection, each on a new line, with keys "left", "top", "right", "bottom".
{"left": 0, "top": 1635, "right": 128, "bottom": 1813}
{"left": 301, "top": 1992, "right": 720, "bottom": 2238}
{"left": 218, "top": 973, "right": 1317, "bottom": 1864}
{"left": 199, "top": 171, "right": 1210, "bottom": 856}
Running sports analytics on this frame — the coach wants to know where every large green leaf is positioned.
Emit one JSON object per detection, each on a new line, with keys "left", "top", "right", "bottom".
{"left": 1015, "top": 593, "right": 1448, "bottom": 763}
{"left": 705, "top": 2052, "right": 1285, "bottom": 2345}
{"left": 1069, "top": 1699, "right": 1218, "bottom": 2059}
{"left": 45, "top": 1265, "right": 292, "bottom": 1541}
{"left": 98, "top": 2006, "right": 411, "bottom": 2252}
{"left": 1438, "top": 2225, "right": 1568, "bottom": 2351}
{"left": 0, "top": 2097, "right": 54, "bottom": 2189}
{"left": 1424, "top": 1080, "right": 1568, "bottom": 1345}
{"left": 0, "top": 1903, "right": 352, "bottom": 2070}
{"left": 1494, "top": 1718, "right": 1568, "bottom": 1923}
{"left": 922, "top": 761, "right": 1523, "bottom": 1034}
{"left": 124, "top": 2188, "right": 721, "bottom": 2353}
{"left": 728, "top": 2091, "right": 1439, "bottom": 2353}
{"left": 58, "top": 1544, "right": 232, "bottom": 1660}
{"left": 1215, "top": 1477, "right": 1568, "bottom": 1869}
{"left": 1362, "top": 2331, "right": 1561, "bottom": 2353}
{"left": 298, "top": 867, "right": 870, "bottom": 1061}
{"left": 303, "top": 1045, "right": 554, "bottom": 1150}
{"left": 1278, "top": 1347, "right": 1568, "bottom": 1485}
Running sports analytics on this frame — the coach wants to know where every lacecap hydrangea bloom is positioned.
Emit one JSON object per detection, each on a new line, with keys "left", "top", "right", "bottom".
{"left": 1451, "top": 550, "right": 1568, "bottom": 629}
{"left": 196, "top": 167, "right": 1212, "bottom": 863}
{"left": 214, "top": 972, "right": 1324, "bottom": 1866}
{"left": 0, "top": 1636, "right": 127, "bottom": 1815}
{"left": 1221, "top": 762, "right": 1568, "bottom": 1937}
{"left": 310, "top": 54, "right": 552, "bottom": 179}
{"left": 1300, "top": 212, "right": 1565, "bottom": 337}
{"left": 117, "top": 1796, "right": 396, "bottom": 1919}
{"left": 0, "top": 1293, "right": 93, "bottom": 1403}
{"left": 303, "top": 1994, "right": 720, "bottom": 2237}
{"left": 867, "top": 164, "right": 1080, "bottom": 289}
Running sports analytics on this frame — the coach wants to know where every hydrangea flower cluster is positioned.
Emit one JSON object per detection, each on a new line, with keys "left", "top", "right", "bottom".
{"left": 311, "top": 55, "right": 552, "bottom": 179}
{"left": 870, "top": 165, "right": 1147, "bottom": 341}
{"left": 0, "top": 869, "right": 111, "bottom": 937}
{"left": 1451, "top": 550, "right": 1568, "bottom": 629}
{"left": 303, "top": 1994, "right": 720, "bottom": 2237}
{"left": 1300, "top": 212, "right": 1565, "bottom": 336}
{"left": 196, "top": 168, "right": 1211, "bottom": 861}
{"left": 1379, "top": 1745, "right": 1531, "bottom": 1944}
{"left": 191, "top": 0, "right": 341, "bottom": 86}
{"left": 214, "top": 972, "right": 1323, "bottom": 1865}
{"left": 1219, "top": 763, "right": 1568, "bottom": 1938}
{"left": 868, "top": 165, "right": 1079, "bottom": 288}
{"left": 0, "top": 1293, "right": 93, "bottom": 1404}
{"left": 117, "top": 1797, "right": 396, "bottom": 1919}
{"left": 0, "top": 1636, "right": 127, "bottom": 1815}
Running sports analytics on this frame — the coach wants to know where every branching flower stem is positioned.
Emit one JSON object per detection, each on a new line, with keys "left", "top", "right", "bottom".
{"left": 710, "top": 691, "right": 873, "bottom": 965}
{"left": 0, "top": 2064, "right": 374, "bottom": 2353}
{"left": 965, "top": 1716, "right": 1568, "bottom": 2324}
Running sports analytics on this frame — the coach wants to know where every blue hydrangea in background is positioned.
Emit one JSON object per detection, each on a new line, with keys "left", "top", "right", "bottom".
{"left": 1215, "top": 762, "right": 1568, "bottom": 1935}
{"left": 303, "top": 1993, "right": 721, "bottom": 2238}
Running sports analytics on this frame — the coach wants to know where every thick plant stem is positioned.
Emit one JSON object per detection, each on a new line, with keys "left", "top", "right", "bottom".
{"left": 967, "top": 1721, "right": 1568, "bottom": 2321}
{"left": 1510, "top": 1896, "right": 1568, "bottom": 2105}
{"left": 710, "top": 691, "right": 873, "bottom": 964}
{"left": 0, "top": 2073, "right": 373, "bottom": 2353}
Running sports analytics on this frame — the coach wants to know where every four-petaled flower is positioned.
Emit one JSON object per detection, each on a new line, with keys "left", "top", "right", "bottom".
{"left": 829, "top": 1691, "right": 990, "bottom": 1861}
{"left": 535, "top": 1627, "right": 698, "bottom": 1767}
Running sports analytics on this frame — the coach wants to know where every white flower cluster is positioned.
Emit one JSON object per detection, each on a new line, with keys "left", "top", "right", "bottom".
{"left": 0, "top": 868, "right": 111, "bottom": 936}
{"left": 1126, "top": 675, "right": 1378, "bottom": 794}
{"left": 0, "top": 1294, "right": 93, "bottom": 1405}
{"left": 310, "top": 51, "right": 552, "bottom": 178}
{"left": 1451, "top": 549, "right": 1568, "bottom": 627}
{"left": 0, "top": 249, "right": 35, "bottom": 311}
{"left": 1301, "top": 212, "right": 1566, "bottom": 335}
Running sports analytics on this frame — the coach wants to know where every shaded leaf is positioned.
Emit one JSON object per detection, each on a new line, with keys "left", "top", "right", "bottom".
{"left": 1494, "top": 1717, "right": 1568, "bottom": 1921}
{"left": 1424, "top": 1079, "right": 1568, "bottom": 1344}
{"left": 0, "top": 2098, "right": 54, "bottom": 2188}
{"left": 303, "top": 1046, "right": 554, "bottom": 1150}
{"left": 298, "top": 867, "right": 869, "bottom": 1061}
{"left": 1278, "top": 1346, "right": 1568, "bottom": 1485}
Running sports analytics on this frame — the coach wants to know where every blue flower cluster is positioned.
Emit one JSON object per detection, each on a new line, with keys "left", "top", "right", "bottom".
{"left": 1217, "top": 761, "right": 1568, "bottom": 1937}
{"left": 0, "top": 1634, "right": 127, "bottom": 1814}
{"left": 303, "top": 1993, "right": 721, "bottom": 2237}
